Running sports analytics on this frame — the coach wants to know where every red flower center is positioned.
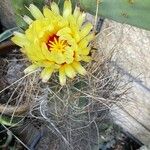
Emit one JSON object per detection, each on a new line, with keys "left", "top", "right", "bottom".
{"left": 46, "top": 34, "right": 59, "bottom": 49}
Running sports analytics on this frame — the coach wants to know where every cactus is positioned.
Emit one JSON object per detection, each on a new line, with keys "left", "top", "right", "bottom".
{"left": 11, "top": 0, "right": 44, "bottom": 28}
{"left": 76, "top": 0, "right": 150, "bottom": 31}
{"left": 11, "top": 0, "right": 150, "bottom": 30}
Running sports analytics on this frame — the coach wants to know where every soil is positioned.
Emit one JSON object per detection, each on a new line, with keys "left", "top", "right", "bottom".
{"left": 0, "top": 49, "right": 25, "bottom": 105}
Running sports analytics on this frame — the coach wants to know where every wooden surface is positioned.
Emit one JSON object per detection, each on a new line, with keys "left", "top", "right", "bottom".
{"left": 97, "top": 19, "right": 150, "bottom": 145}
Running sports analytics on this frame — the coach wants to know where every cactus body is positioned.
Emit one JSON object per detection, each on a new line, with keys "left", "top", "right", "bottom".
{"left": 12, "top": 0, "right": 150, "bottom": 31}
{"left": 78, "top": 0, "right": 150, "bottom": 30}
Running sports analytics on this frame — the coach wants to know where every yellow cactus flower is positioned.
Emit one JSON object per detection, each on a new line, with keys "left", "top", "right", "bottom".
{"left": 12, "top": 0, "right": 94, "bottom": 86}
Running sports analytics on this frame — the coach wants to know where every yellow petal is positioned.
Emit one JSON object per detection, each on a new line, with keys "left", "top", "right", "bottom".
{"left": 57, "top": 27, "right": 72, "bottom": 36}
{"left": 25, "top": 28, "right": 35, "bottom": 41}
{"left": 81, "top": 56, "right": 92, "bottom": 62}
{"left": 67, "top": 15, "right": 80, "bottom": 42}
{"left": 42, "top": 61, "right": 55, "bottom": 67}
{"left": 23, "top": 15, "right": 33, "bottom": 25}
{"left": 57, "top": 19, "right": 68, "bottom": 28}
{"left": 78, "top": 34, "right": 94, "bottom": 49}
{"left": 68, "top": 15, "right": 76, "bottom": 29}
{"left": 64, "top": 46, "right": 74, "bottom": 64}
{"left": 78, "top": 38, "right": 89, "bottom": 49}
{"left": 80, "top": 23, "right": 93, "bottom": 40}
{"left": 13, "top": 31, "right": 25, "bottom": 37}
{"left": 29, "top": 4, "right": 44, "bottom": 19}
{"left": 51, "top": 2, "right": 60, "bottom": 14}
{"left": 43, "top": 7, "right": 55, "bottom": 18}
{"left": 24, "top": 43, "right": 45, "bottom": 61}
{"left": 34, "top": 40, "right": 45, "bottom": 59}
{"left": 41, "top": 43, "right": 52, "bottom": 60}
{"left": 49, "top": 51, "right": 65, "bottom": 64}
{"left": 74, "top": 53, "right": 82, "bottom": 61}
{"left": 32, "top": 20, "right": 44, "bottom": 36}
{"left": 79, "top": 47, "right": 90, "bottom": 55}
{"left": 77, "top": 12, "right": 86, "bottom": 28}
{"left": 41, "top": 67, "right": 54, "bottom": 82}
{"left": 11, "top": 32, "right": 28, "bottom": 47}
{"left": 58, "top": 34, "right": 76, "bottom": 46}
{"left": 64, "top": 64, "right": 76, "bottom": 78}
{"left": 39, "top": 24, "right": 54, "bottom": 40}
{"left": 72, "top": 61, "right": 86, "bottom": 75}
{"left": 73, "top": 7, "right": 80, "bottom": 20}
{"left": 54, "top": 64, "right": 61, "bottom": 69}
{"left": 63, "top": 0, "right": 72, "bottom": 18}
{"left": 59, "top": 66, "right": 66, "bottom": 86}
{"left": 24, "top": 64, "right": 39, "bottom": 74}
{"left": 25, "top": 20, "right": 45, "bottom": 41}
{"left": 85, "top": 33, "right": 95, "bottom": 42}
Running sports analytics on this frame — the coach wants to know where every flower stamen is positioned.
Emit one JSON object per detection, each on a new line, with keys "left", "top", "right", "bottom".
{"left": 47, "top": 35, "right": 67, "bottom": 52}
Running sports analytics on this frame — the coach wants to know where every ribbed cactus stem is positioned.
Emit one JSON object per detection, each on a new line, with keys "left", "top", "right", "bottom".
{"left": 77, "top": 0, "right": 150, "bottom": 30}
{"left": 12, "top": 0, "right": 150, "bottom": 30}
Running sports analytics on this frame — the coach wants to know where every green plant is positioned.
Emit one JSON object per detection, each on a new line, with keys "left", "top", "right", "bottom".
{"left": 77, "top": 0, "right": 150, "bottom": 30}
{"left": 12, "top": 0, "right": 150, "bottom": 30}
